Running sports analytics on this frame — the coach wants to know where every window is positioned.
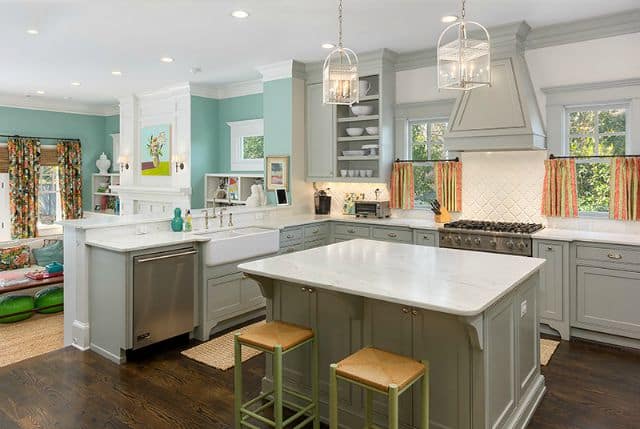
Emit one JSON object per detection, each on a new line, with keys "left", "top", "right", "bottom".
{"left": 409, "top": 119, "right": 448, "bottom": 207}
{"left": 38, "top": 166, "right": 62, "bottom": 225}
{"left": 229, "top": 119, "right": 265, "bottom": 171}
{"left": 566, "top": 105, "right": 627, "bottom": 215}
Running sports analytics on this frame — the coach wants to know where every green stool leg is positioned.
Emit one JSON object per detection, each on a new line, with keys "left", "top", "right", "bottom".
{"left": 329, "top": 364, "right": 338, "bottom": 429}
{"left": 365, "top": 389, "right": 373, "bottom": 428}
{"left": 312, "top": 337, "right": 320, "bottom": 429}
{"left": 234, "top": 334, "right": 242, "bottom": 429}
{"left": 388, "top": 384, "right": 399, "bottom": 429}
{"left": 274, "top": 345, "right": 283, "bottom": 429}
{"left": 421, "top": 361, "right": 430, "bottom": 429}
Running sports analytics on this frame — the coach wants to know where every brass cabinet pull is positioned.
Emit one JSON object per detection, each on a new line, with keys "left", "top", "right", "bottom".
{"left": 312, "top": 229, "right": 319, "bottom": 234}
{"left": 301, "top": 287, "right": 308, "bottom": 292}
{"left": 608, "top": 252, "right": 623, "bottom": 260}
{"left": 546, "top": 246, "right": 553, "bottom": 251}
{"left": 402, "top": 307, "right": 410, "bottom": 314}
{"left": 387, "top": 232, "right": 398, "bottom": 238}
{"left": 286, "top": 233, "right": 294, "bottom": 239}
{"left": 411, "top": 309, "right": 418, "bottom": 316}
{"left": 423, "top": 235, "right": 431, "bottom": 240}
{"left": 307, "top": 288, "right": 315, "bottom": 294}
{"left": 347, "top": 228, "right": 356, "bottom": 234}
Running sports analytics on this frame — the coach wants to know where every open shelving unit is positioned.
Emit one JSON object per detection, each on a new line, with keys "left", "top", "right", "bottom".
{"left": 91, "top": 173, "right": 120, "bottom": 214}
{"left": 204, "top": 173, "right": 264, "bottom": 208}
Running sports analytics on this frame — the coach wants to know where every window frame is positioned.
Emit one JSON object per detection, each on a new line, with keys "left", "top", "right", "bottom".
{"left": 228, "top": 119, "right": 265, "bottom": 171}
{"left": 37, "top": 165, "right": 62, "bottom": 227}
{"left": 563, "top": 102, "right": 630, "bottom": 217}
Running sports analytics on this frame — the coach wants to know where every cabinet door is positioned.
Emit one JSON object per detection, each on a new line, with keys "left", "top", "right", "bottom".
{"left": 363, "top": 299, "right": 414, "bottom": 428}
{"left": 207, "top": 273, "right": 243, "bottom": 321}
{"left": 576, "top": 266, "right": 640, "bottom": 338}
{"left": 413, "top": 230, "right": 437, "bottom": 247}
{"left": 306, "top": 83, "right": 335, "bottom": 179}
{"left": 240, "top": 276, "right": 265, "bottom": 308}
{"left": 536, "top": 241, "right": 564, "bottom": 321}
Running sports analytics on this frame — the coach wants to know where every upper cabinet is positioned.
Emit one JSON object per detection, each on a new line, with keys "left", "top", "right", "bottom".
{"left": 305, "top": 49, "right": 396, "bottom": 183}
{"left": 444, "top": 55, "right": 546, "bottom": 152}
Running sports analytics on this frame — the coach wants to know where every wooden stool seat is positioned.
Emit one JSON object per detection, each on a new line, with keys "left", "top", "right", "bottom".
{"left": 335, "top": 347, "right": 425, "bottom": 392}
{"left": 237, "top": 320, "right": 314, "bottom": 352}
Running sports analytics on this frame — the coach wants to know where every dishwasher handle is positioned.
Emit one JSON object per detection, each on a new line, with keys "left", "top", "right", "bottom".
{"left": 136, "top": 250, "right": 197, "bottom": 264}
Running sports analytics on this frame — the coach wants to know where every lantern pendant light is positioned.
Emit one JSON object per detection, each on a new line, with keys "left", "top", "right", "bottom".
{"left": 437, "top": 0, "right": 491, "bottom": 91}
{"left": 323, "top": 0, "right": 359, "bottom": 105}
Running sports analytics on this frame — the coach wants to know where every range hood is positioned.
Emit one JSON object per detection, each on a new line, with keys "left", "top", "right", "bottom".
{"left": 444, "top": 22, "right": 546, "bottom": 151}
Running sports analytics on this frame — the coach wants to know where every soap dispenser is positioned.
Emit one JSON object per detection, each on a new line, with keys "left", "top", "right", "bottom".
{"left": 171, "top": 208, "right": 184, "bottom": 232}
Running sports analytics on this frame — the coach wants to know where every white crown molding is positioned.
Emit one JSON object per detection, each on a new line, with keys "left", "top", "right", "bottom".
{"left": 257, "top": 60, "right": 305, "bottom": 82}
{"left": 541, "top": 78, "right": 640, "bottom": 95}
{"left": 137, "top": 82, "right": 191, "bottom": 100}
{"left": 191, "top": 80, "right": 263, "bottom": 100}
{"left": 0, "top": 93, "right": 117, "bottom": 116}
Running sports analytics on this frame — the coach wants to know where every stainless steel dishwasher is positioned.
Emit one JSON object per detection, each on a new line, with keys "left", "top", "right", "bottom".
{"left": 132, "top": 246, "right": 197, "bottom": 350}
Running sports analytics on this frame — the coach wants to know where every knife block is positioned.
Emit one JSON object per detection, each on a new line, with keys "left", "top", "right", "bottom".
{"left": 435, "top": 206, "right": 451, "bottom": 223}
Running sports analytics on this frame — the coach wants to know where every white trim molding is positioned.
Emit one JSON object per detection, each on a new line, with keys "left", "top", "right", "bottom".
{"left": 0, "top": 92, "right": 118, "bottom": 116}
{"left": 191, "top": 80, "right": 264, "bottom": 100}
{"left": 257, "top": 60, "right": 306, "bottom": 82}
{"left": 228, "top": 118, "right": 265, "bottom": 171}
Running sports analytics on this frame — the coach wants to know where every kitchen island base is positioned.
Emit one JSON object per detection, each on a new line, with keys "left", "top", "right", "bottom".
{"left": 248, "top": 272, "right": 545, "bottom": 429}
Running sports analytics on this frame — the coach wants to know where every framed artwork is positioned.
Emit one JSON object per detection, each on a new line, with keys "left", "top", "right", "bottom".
{"left": 141, "top": 124, "right": 171, "bottom": 176}
{"left": 266, "top": 156, "right": 289, "bottom": 191}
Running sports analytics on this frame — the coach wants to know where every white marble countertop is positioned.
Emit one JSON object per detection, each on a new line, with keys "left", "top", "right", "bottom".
{"left": 85, "top": 231, "right": 210, "bottom": 252}
{"left": 257, "top": 214, "right": 441, "bottom": 230}
{"left": 239, "top": 239, "right": 545, "bottom": 317}
{"left": 533, "top": 228, "right": 640, "bottom": 247}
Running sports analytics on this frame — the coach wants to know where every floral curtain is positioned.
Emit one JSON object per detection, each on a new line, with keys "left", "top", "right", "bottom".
{"left": 7, "top": 138, "right": 41, "bottom": 239}
{"left": 541, "top": 159, "right": 578, "bottom": 217}
{"left": 435, "top": 161, "right": 462, "bottom": 212}
{"left": 389, "top": 162, "right": 414, "bottom": 209}
{"left": 57, "top": 140, "right": 83, "bottom": 219}
{"left": 610, "top": 157, "right": 640, "bottom": 221}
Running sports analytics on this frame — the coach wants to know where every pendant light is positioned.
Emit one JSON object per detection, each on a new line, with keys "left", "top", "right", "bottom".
{"left": 323, "top": 0, "right": 359, "bottom": 105}
{"left": 437, "top": 0, "right": 491, "bottom": 91}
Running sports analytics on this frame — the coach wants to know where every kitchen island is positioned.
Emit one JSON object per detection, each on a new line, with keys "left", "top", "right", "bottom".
{"left": 239, "top": 239, "right": 546, "bottom": 429}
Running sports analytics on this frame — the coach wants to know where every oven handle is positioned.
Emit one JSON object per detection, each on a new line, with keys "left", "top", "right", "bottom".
{"left": 136, "top": 250, "right": 197, "bottom": 263}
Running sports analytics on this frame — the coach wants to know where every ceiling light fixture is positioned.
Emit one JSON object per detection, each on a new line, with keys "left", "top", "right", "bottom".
{"left": 71, "top": 82, "right": 81, "bottom": 86}
{"left": 441, "top": 15, "right": 458, "bottom": 23}
{"left": 111, "top": 70, "right": 122, "bottom": 76}
{"left": 231, "top": 10, "right": 249, "bottom": 18}
{"left": 322, "top": 0, "right": 359, "bottom": 105}
{"left": 322, "top": 43, "right": 335, "bottom": 49}
{"left": 36, "top": 90, "right": 45, "bottom": 95}
{"left": 160, "top": 56, "right": 174, "bottom": 63}
{"left": 437, "top": 0, "right": 490, "bottom": 91}
{"left": 26, "top": 29, "right": 39, "bottom": 35}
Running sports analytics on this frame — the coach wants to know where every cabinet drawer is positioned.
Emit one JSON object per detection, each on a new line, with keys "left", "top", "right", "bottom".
{"left": 372, "top": 227, "right": 413, "bottom": 243}
{"left": 304, "top": 238, "right": 328, "bottom": 250}
{"left": 279, "top": 243, "right": 305, "bottom": 254}
{"left": 413, "top": 230, "right": 437, "bottom": 247}
{"left": 280, "top": 227, "right": 304, "bottom": 244}
{"left": 333, "top": 223, "right": 371, "bottom": 238}
{"left": 576, "top": 266, "right": 640, "bottom": 338}
{"left": 576, "top": 244, "right": 640, "bottom": 267}
{"left": 304, "top": 223, "right": 329, "bottom": 240}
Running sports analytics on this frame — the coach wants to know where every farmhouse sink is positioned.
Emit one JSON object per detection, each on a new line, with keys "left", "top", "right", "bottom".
{"left": 195, "top": 227, "right": 279, "bottom": 266}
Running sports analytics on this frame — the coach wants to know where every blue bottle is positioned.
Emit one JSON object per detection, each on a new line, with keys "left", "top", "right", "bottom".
{"left": 171, "top": 208, "right": 184, "bottom": 232}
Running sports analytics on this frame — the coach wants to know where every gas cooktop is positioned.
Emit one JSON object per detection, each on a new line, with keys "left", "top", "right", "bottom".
{"left": 442, "top": 220, "right": 544, "bottom": 235}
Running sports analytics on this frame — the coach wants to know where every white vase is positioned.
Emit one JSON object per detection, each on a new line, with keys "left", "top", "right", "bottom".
{"left": 96, "top": 152, "right": 111, "bottom": 174}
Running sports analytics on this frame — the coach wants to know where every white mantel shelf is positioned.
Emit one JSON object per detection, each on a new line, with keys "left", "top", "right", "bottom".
{"left": 239, "top": 238, "right": 545, "bottom": 316}
{"left": 110, "top": 185, "right": 192, "bottom": 197}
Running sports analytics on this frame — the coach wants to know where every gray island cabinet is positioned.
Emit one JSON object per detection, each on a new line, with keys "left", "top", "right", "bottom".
{"left": 239, "top": 239, "right": 546, "bottom": 429}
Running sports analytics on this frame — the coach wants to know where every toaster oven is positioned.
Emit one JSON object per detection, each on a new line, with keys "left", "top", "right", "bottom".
{"left": 355, "top": 200, "right": 391, "bottom": 218}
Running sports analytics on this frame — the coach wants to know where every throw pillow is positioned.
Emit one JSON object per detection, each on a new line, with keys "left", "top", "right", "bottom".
{"left": 32, "top": 241, "right": 64, "bottom": 267}
{"left": 0, "top": 245, "right": 31, "bottom": 271}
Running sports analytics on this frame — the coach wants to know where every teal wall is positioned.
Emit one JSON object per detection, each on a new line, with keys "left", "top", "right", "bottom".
{"left": 104, "top": 114, "right": 120, "bottom": 161}
{"left": 0, "top": 106, "right": 115, "bottom": 212}
{"left": 191, "top": 96, "right": 219, "bottom": 209}
{"left": 217, "top": 93, "right": 263, "bottom": 172}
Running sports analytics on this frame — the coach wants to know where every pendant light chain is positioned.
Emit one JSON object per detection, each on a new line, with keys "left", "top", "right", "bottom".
{"left": 460, "top": 0, "right": 466, "bottom": 20}
{"left": 338, "top": 0, "right": 344, "bottom": 48}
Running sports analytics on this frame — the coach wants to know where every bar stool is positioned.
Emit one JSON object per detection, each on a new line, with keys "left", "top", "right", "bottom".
{"left": 234, "top": 321, "right": 319, "bottom": 429}
{"left": 329, "top": 347, "right": 429, "bottom": 429}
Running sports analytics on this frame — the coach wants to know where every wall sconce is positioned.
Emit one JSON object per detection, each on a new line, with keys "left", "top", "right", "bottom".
{"left": 117, "top": 155, "right": 129, "bottom": 172}
{"left": 173, "top": 153, "right": 186, "bottom": 172}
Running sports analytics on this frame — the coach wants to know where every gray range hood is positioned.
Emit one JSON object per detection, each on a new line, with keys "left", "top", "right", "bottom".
{"left": 444, "top": 22, "right": 546, "bottom": 151}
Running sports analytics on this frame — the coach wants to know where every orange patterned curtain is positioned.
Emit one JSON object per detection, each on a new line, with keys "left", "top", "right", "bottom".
{"left": 57, "top": 140, "right": 83, "bottom": 219}
{"left": 541, "top": 159, "right": 578, "bottom": 217}
{"left": 7, "top": 138, "right": 41, "bottom": 238}
{"left": 610, "top": 157, "right": 640, "bottom": 221}
{"left": 435, "top": 161, "right": 462, "bottom": 212}
{"left": 389, "top": 162, "right": 414, "bottom": 209}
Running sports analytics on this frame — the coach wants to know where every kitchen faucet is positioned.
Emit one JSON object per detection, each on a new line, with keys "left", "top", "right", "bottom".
{"left": 202, "top": 209, "right": 209, "bottom": 229}
{"left": 218, "top": 207, "right": 227, "bottom": 227}
{"left": 228, "top": 212, "right": 233, "bottom": 227}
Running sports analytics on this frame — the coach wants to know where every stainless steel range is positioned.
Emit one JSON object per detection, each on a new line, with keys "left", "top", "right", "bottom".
{"left": 438, "top": 220, "right": 544, "bottom": 257}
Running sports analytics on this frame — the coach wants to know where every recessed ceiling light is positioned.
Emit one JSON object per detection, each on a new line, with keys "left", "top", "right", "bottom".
{"left": 322, "top": 43, "right": 335, "bottom": 49}
{"left": 36, "top": 90, "right": 45, "bottom": 95}
{"left": 160, "top": 56, "right": 174, "bottom": 63}
{"left": 71, "top": 82, "right": 81, "bottom": 87}
{"left": 111, "top": 70, "right": 122, "bottom": 76}
{"left": 231, "top": 10, "right": 249, "bottom": 19}
{"left": 441, "top": 15, "right": 458, "bottom": 23}
{"left": 26, "top": 29, "right": 39, "bottom": 35}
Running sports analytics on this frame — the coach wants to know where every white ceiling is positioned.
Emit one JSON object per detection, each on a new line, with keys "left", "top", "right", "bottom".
{"left": 1, "top": 0, "right": 637, "bottom": 108}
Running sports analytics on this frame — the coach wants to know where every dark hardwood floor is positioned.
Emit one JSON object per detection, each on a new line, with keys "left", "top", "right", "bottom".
{"left": 0, "top": 334, "right": 638, "bottom": 429}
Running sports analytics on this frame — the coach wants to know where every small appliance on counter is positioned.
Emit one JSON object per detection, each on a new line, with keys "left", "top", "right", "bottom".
{"left": 355, "top": 200, "right": 390, "bottom": 218}
{"left": 314, "top": 189, "right": 332, "bottom": 215}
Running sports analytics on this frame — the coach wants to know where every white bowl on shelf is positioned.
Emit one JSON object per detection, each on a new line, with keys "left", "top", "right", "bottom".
{"left": 350, "top": 105, "right": 374, "bottom": 116}
{"left": 347, "top": 170, "right": 355, "bottom": 177}
{"left": 365, "top": 126, "right": 379, "bottom": 135}
{"left": 340, "top": 169, "right": 347, "bottom": 177}
{"left": 366, "top": 170, "right": 373, "bottom": 177}
{"left": 359, "top": 170, "right": 367, "bottom": 177}
{"left": 342, "top": 150, "right": 366, "bottom": 157}
{"left": 345, "top": 127, "right": 364, "bottom": 137}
